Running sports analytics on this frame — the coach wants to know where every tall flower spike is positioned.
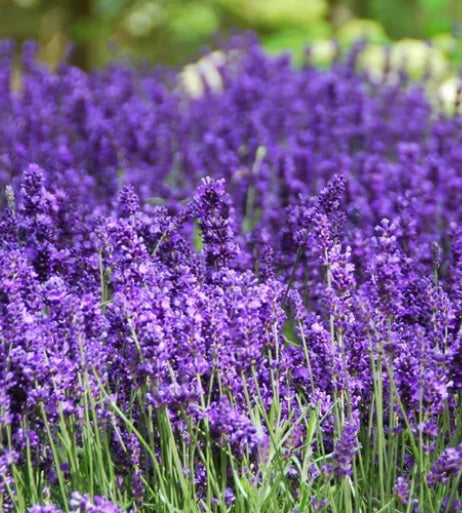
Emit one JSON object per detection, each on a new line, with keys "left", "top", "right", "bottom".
{"left": 20, "top": 163, "right": 47, "bottom": 217}
{"left": 0, "top": 40, "right": 14, "bottom": 112}
{"left": 394, "top": 476, "right": 410, "bottom": 505}
{"left": 332, "top": 419, "right": 360, "bottom": 477}
{"left": 193, "top": 177, "right": 239, "bottom": 269}
{"left": 316, "top": 174, "right": 347, "bottom": 215}
{"left": 117, "top": 183, "right": 140, "bottom": 219}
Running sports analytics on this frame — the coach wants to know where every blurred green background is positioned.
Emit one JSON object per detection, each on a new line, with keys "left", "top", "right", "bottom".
{"left": 0, "top": 0, "right": 461, "bottom": 70}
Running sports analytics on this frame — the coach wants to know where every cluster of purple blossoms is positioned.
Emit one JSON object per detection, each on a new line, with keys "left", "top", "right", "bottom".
{"left": 29, "top": 493, "right": 126, "bottom": 513}
{"left": 0, "top": 35, "right": 461, "bottom": 510}
{"left": 427, "top": 443, "right": 462, "bottom": 487}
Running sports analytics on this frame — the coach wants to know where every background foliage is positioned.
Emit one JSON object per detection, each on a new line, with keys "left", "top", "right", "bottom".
{"left": 0, "top": 0, "right": 461, "bottom": 69}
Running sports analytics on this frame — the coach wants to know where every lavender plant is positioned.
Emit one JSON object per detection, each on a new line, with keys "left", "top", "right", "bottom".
{"left": 0, "top": 35, "right": 461, "bottom": 513}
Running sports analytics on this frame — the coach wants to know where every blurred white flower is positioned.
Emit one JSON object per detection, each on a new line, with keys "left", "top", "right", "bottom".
{"left": 180, "top": 51, "right": 227, "bottom": 98}
{"left": 438, "top": 76, "right": 462, "bottom": 115}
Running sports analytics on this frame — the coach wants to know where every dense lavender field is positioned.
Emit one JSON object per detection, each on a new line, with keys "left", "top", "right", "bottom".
{"left": 0, "top": 37, "right": 461, "bottom": 513}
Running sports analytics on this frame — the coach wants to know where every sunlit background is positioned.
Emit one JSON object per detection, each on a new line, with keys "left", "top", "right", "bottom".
{"left": 0, "top": 0, "right": 461, "bottom": 70}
